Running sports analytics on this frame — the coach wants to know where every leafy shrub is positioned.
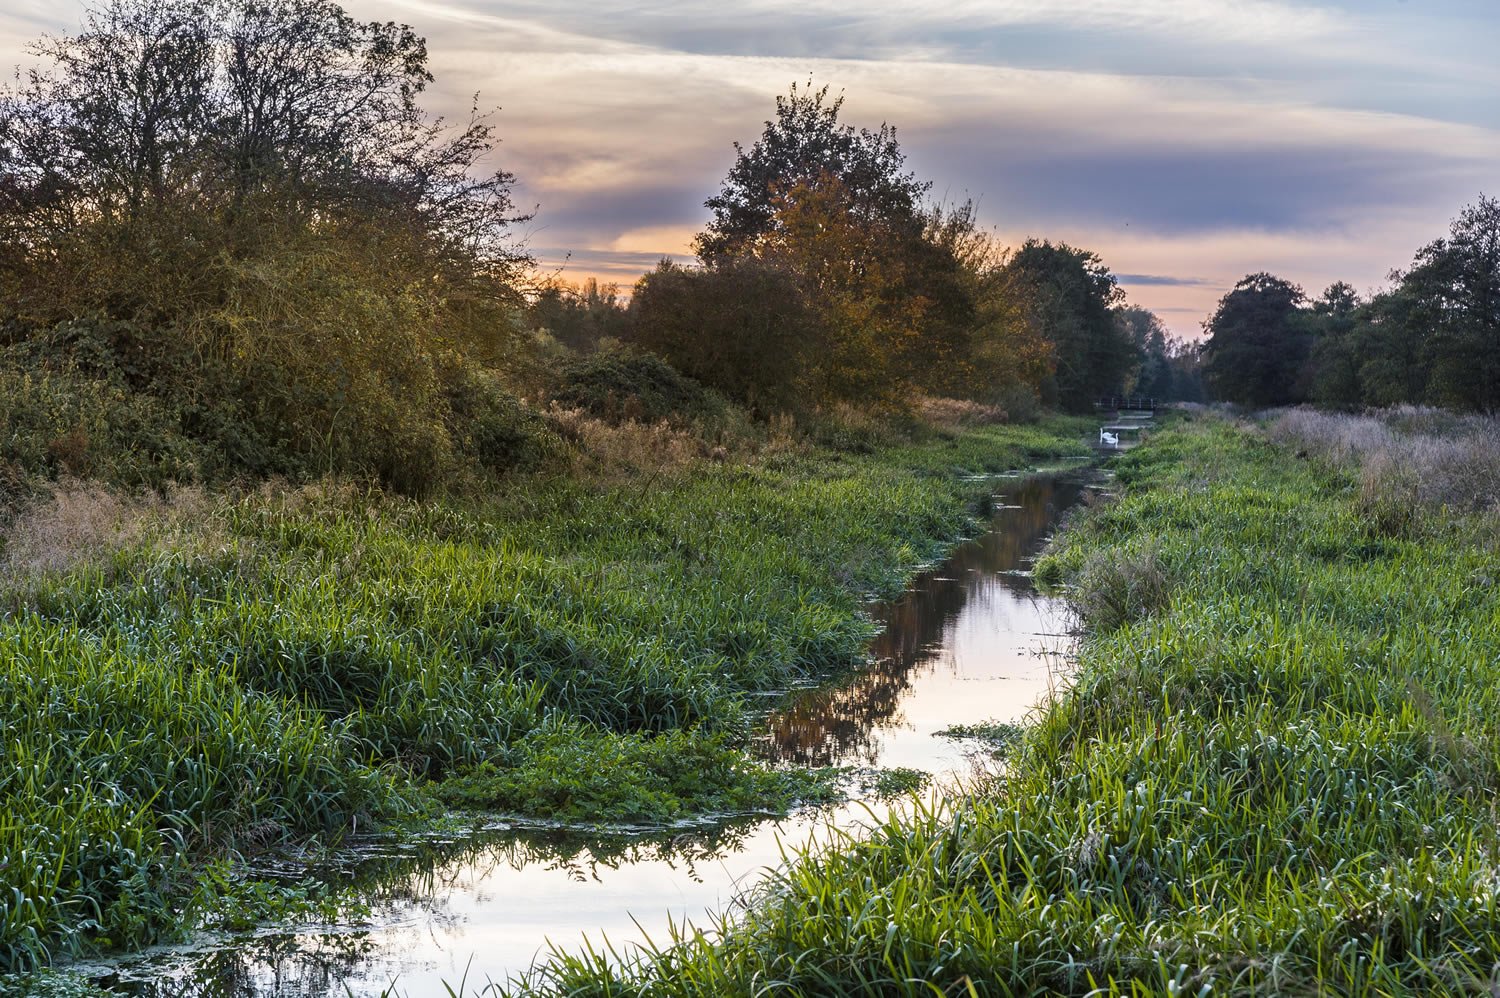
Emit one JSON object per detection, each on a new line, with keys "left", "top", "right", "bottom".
{"left": 0, "top": 316, "right": 565, "bottom": 493}
{"left": 628, "top": 258, "right": 818, "bottom": 413}
{"left": 992, "top": 381, "right": 1043, "bottom": 424}
{"left": 552, "top": 349, "right": 735, "bottom": 429}
{"left": 0, "top": 363, "right": 207, "bottom": 488}
{"left": 437, "top": 355, "right": 564, "bottom": 476}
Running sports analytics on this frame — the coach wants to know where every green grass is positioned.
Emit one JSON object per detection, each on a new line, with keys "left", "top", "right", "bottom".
{"left": 0, "top": 417, "right": 1089, "bottom": 974}
{"left": 514, "top": 413, "right": 1500, "bottom": 996}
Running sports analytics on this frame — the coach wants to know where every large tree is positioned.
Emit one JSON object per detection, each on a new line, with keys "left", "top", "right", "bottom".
{"left": 1201, "top": 272, "right": 1309, "bottom": 407}
{"left": 1000, "top": 239, "right": 1132, "bottom": 411}
{"left": 696, "top": 81, "right": 929, "bottom": 262}
{"left": 674, "top": 82, "right": 983, "bottom": 409}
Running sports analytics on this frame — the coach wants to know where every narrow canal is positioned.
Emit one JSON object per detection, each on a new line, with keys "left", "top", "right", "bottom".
{"left": 89, "top": 468, "right": 1098, "bottom": 997}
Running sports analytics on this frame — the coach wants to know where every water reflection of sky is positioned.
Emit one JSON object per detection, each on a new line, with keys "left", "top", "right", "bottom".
{"left": 91, "top": 472, "right": 1094, "bottom": 998}
{"left": 761, "top": 473, "right": 1086, "bottom": 770}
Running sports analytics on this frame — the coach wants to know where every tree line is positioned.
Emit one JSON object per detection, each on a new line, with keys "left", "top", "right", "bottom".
{"left": 1, "top": 0, "right": 1190, "bottom": 493}
{"left": 532, "top": 85, "right": 1200, "bottom": 418}
{"left": 1202, "top": 196, "right": 1500, "bottom": 412}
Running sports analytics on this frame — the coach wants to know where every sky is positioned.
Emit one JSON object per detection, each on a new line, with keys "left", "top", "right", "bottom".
{"left": 2, "top": 0, "right": 1497, "bottom": 337}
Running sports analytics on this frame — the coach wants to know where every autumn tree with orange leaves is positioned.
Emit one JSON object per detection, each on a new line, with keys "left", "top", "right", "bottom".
{"left": 631, "top": 81, "right": 1055, "bottom": 413}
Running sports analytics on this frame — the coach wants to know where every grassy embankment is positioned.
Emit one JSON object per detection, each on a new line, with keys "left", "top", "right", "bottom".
{"left": 520, "top": 410, "right": 1500, "bottom": 995}
{"left": 0, "top": 416, "right": 1090, "bottom": 976}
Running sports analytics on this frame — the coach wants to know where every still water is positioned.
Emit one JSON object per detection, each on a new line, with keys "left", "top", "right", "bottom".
{"left": 88, "top": 469, "right": 1095, "bottom": 997}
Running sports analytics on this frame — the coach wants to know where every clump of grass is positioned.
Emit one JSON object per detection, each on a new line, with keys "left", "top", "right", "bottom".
{"left": 853, "top": 767, "right": 930, "bottom": 799}
{"left": 913, "top": 396, "right": 1008, "bottom": 428}
{"left": 935, "top": 720, "right": 1025, "bottom": 758}
{"left": 1055, "top": 537, "right": 1172, "bottom": 632}
{"left": 545, "top": 404, "right": 725, "bottom": 479}
{"left": 0, "top": 479, "right": 216, "bottom": 578}
{"left": 432, "top": 726, "right": 841, "bottom": 826}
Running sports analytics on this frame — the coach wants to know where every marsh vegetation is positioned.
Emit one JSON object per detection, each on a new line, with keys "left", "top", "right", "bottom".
{"left": 517, "top": 412, "right": 1500, "bottom": 995}
{"left": 3, "top": 0, "right": 1495, "bottom": 993}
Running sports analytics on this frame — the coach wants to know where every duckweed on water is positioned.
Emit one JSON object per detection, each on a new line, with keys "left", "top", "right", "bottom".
{"left": 0, "top": 419, "right": 1089, "bottom": 975}
{"left": 516, "top": 413, "right": 1500, "bottom": 996}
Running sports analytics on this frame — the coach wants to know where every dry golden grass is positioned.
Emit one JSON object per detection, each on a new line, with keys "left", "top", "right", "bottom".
{"left": 1, "top": 479, "right": 218, "bottom": 578}
{"left": 545, "top": 405, "right": 728, "bottom": 481}
{"left": 913, "top": 395, "right": 1008, "bottom": 427}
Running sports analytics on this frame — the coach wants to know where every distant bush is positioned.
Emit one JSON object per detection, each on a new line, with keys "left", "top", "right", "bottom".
{"left": 992, "top": 382, "right": 1044, "bottom": 424}
{"left": 544, "top": 405, "right": 719, "bottom": 479}
{"left": 552, "top": 349, "right": 736, "bottom": 429}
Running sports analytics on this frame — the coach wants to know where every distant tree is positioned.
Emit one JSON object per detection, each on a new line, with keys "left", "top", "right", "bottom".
{"left": 697, "top": 81, "right": 928, "bottom": 262}
{"left": 754, "top": 172, "right": 942, "bottom": 407}
{"left": 1306, "top": 282, "right": 1365, "bottom": 409}
{"left": 531, "top": 279, "right": 630, "bottom": 353}
{"left": 1351, "top": 289, "right": 1432, "bottom": 406}
{"left": 964, "top": 264, "right": 1056, "bottom": 414}
{"left": 1163, "top": 334, "right": 1205, "bottom": 402}
{"left": 1201, "top": 273, "right": 1309, "bottom": 406}
{"left": 1399, "top": 195, "right": 1500, "bottom": 410}
{"left": 1115, "top": 306, "right": 1169, "bottom": 398}
{"left": 1000, "top": 240, "right": 1131, "bottom": 410}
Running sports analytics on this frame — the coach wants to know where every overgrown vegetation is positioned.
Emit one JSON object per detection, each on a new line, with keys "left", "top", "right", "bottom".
{"left": 0, "top": 0, "right": 545, "bottom": 493}
{"left": 0, "top": 417, "right": 1088, "bottom": 974}
{"left": 0, "top": 0, "right": 1195, "bottom": 983}
{"left": 517, "top": 413, "right": 1500, "bottom": 995}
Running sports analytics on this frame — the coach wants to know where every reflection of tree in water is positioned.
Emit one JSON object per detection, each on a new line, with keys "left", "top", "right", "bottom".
{"left": 759, "top": 473, "right": 1089, "bottom": 767}
{"left": 106, "top": 933, "right": 382, "bottom": 998}
{"left": 98, "top": 819, "right": 764, "bottom": 998}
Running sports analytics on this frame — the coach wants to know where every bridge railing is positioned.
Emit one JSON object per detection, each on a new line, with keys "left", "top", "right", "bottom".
{"left": 1093, "top": 396, "right": 1158, "bottom": 413}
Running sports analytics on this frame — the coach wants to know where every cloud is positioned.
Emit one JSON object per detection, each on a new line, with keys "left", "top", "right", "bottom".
{"left": 3, "top": 0, "right": 1497, "bottom": 339}
{"left": 1116, "top": 275, "right": 1216, "bottom": 287}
